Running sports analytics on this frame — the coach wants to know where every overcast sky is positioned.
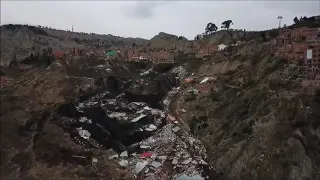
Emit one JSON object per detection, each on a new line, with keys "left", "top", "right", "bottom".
{"left": 1, "top": 1, "right": 318, "bottom": 40}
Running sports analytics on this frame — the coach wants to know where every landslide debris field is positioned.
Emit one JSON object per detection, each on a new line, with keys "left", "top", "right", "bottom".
{"left": 1, "top": 43, "right": 320, "bottom": 180}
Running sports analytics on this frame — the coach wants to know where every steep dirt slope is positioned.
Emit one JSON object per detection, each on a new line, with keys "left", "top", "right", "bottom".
{"left": 0, "top": 67, "right": 135, "bottom": 179}
{"left": 173, "top": 43, "right": 320, "bottom": 180}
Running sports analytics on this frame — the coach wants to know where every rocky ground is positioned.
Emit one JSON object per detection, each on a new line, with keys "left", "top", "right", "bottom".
{"left": 1, "top": 41, "right": 319, "bottom": 180}
{"left": 0, "top": 57, "right": 221, "bottom": 180}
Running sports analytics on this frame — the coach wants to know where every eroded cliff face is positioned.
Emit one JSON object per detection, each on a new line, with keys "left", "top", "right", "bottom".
{"left": 1, "top": 41, "right": 319, "bottom": 180}
{"left": 172, "top": 44, "right": 320, "bottom": 180}
{"left": 0, "top": 59, "right": 220, "bottom": 180}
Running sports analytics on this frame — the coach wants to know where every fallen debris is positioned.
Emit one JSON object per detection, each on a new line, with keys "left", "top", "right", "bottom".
{"left": 150, "top": 161, "right": 162, "bottom": 168}
{"left": 145, "top": 124, "right": 157, "bottom": 131}
{"left": 134, "top": 161, "right": 148, "bottom": 175}
{"left": 176, "top": 174, "right": 204, "bottom": 180}
{"left": 119, "top": 160, "right": 129, "bottom": 167}
{"left": 167, "top": 114, "right": 176, "bottom": 122}
{"left": 143, "top": 106, "right": 152, "bottom": 110}
{"left": 140, "top": 145, "right": 151, "bottom": 149}
{"left": 72, "top": 155, "right": 86, "bottom": 159}
{"left": 120, "top": 151, "right": 128, "bottom": 157}
{"left": 76, "top": 127, "right": 91, "bottom": 139}
{"left": 108, "top": 154, "right": 119, "bottom": 160}
{"left": 140, "top": 152, "right": 152, "bottom": 158}
{"left": 200, "top": 77, "right": 209, "bottom": 84}
{"left": 131, "top": 114, "right": 147, "bottom": 122}
{"left": 172, "top": 126, "right": 180, "bottom": 132}
{"left": 92, "top": 158, "right": 98, "bottom": 167}
{"left": 109, "top": 112, "right": 126, "bottom": 118}
{"left": 172, "top": 158, "right": 178, "bottom": 165}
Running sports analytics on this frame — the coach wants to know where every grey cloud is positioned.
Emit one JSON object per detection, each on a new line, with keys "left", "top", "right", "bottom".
{"left": 123, "top": 1, "right": 169, "bottom": 19}
{"left": 261, "top": 1, "right": 318, "bottom": 15}
{"left": 1, "top": 1, "right": 319, "bottom": 40}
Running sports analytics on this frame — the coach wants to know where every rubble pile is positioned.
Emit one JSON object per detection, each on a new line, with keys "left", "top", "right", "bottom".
{"left": 53, "top": 64, "right": 220, "bottom": 179}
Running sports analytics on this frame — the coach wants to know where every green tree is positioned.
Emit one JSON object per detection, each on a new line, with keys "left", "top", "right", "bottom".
{"left": 205, "top": 22, "right": 218, "bottom": 34}
{"left": 293, "top": 16, "right": 299, "bottom": 23}
{"left": 178, "top": 36, "right": 184, "bottom": 40}
{"left": 221, "top": 20, "right": 234, "bottom": 30}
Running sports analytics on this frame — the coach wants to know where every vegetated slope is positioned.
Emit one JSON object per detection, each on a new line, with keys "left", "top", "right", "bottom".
{"left": 174, "top": 42, "right": 320, "bottom": 180}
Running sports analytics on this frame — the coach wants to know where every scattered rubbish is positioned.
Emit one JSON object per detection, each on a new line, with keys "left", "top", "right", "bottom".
{"left": 184, "top": 78, "right": 194, "bottom": 83}
{"left": 172, "top": 126, "right": 181, "bottom": 132}
{"left": 145, "top": 124, "right": 157, "bottom": 131}
{"left": 72, "top": 155, "right": 86, "bottom": 159}
{"left": 180, "top": 109, "right": 186, "bottom": 113}
{"left": 120, "top": 151, "right": 128, "bottom": 157}
{"left": 134, "top": 161, "right": 148, "bottom": 174}
{"left": 76, "top": 127, "right": 91, "bottom": 139}
{"left": 133, "top": 102, "right": 143, "bottom": 106}
{"left": 181, "top": 158, "right": 192, "bottom": 165}
{"left": 79, "top": 116, "right": 92, "bottom": 123}
{"left": 151, "top": 109, "right": 163, "bottom": 115}
{"left": 176, "top": 174, "right": 204, "bottom": 180}
{"left": 140, "top": 67, "right": 153, "bottom": 76}
{"left": 145, "top": 173, "right": 155, "bottom": 177}
{"left": 140, "top": 145, "right": 151, "bottom": 149}
{"left": 136, "top": 109, "right": 144, "bottom": 113}
{"left": 109, "top": 154, "right": 119, "bottom": 160}
{"left": 172, "top": 158, "right": 178, "bottom": 165}
{"left": 151, "top": 154, "right": 157, "bottom": 160}
{"left": 145, "top": 168, "right": 149, "bottom": 173}
{"left": 167, "top": 115, "right": 176, "bottom": 122}
{"left": 200, "top": 77, "right": 209, "bottom": 84}
{"left": 150, "top": 161, "right": 162, "bottom": 168}
{"left": 106, "top": 99, "right": 116, "bottom": 105}
{"left": 157, "top": 156, "right": 167, "bottom": 162}
{"left": 143, "top": 106, "right": 152, "bottom": 110}
{"left": 92, "top": 158, "right": 98, "bottom": 167}
{"left": 140, "top": 152, "right": 152, "bottom": 158}
{"left": 187, "top": 89, "right": 199, "bottom": 95}
{"left": 109, "top": 112, "right": 126, "bottom": 118}
{"left": 131, "top": 152, "right": 137, "bottom": 156}
{"left": 131, "top": 114, "right": 147, "bottom": 122}
{"left": 198, "top": 160, "right": 208, "bottom": 165}
{"left": 119, "top": 160, "right": 129, "bottom": 167}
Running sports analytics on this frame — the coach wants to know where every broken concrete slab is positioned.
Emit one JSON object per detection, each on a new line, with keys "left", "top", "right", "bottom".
{"left": 119, "top": 160, "right": 129, "bottom": 167}
{"left": 131, "top": 114, "right": 147, "bottom": 122}
{"left": 108, "top": 154, "right": 119, "bottom": 160}
{"left": 120, "top": 151, "right": 128, "bottom": 157}
{"left": 134, "top": 161, "right": 148, "bottom": 175}
{"left": 150, "top": 161, "right": 162, "bottom": 168}
{"left": 172, "top": 126, "right": 180, "bottom": 132}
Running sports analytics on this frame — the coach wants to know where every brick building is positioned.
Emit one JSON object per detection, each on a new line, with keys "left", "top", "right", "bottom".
{"left": 305, "top": 43, "right": 320, "bottom": 71}
{"left": 276, "top": 27, "right": 320, "bottom": 46}
{"left": 276, "top": 27, "right": 320, "bottom": 64}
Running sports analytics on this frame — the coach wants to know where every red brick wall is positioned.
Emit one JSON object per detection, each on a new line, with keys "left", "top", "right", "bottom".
{"left": 53, "top": 51, "right": 64, "bottom": 59}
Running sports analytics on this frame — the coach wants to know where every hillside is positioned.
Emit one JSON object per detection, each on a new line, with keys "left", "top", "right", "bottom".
{"left": 149, "top": 32, "right": 188, "bottom": 49}
{"left": 172, "top": 41, "right": 320, "bottom": 180}
{"left": 0, "top": 24, "right": 148, "bottom": 66}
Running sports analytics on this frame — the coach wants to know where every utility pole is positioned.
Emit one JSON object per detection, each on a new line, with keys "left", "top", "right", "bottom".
{"left": 277, "top": 16, "right": 283, "bottom": 28}
{"left": 72, "top": 25, "right": 74, "bottom": 32}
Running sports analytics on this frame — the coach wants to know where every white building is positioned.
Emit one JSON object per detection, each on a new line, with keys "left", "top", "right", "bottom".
{"left": 218, "top": 44, "right": 228, "bottom": 51}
